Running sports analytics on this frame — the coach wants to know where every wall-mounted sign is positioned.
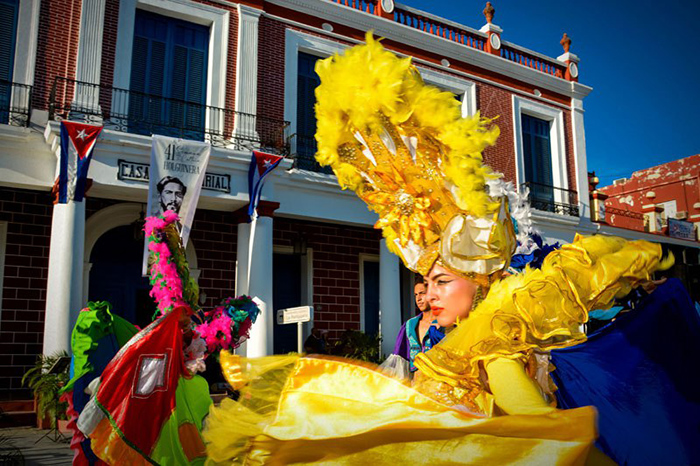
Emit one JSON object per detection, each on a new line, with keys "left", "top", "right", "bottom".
{"left": 668, "top": 218, "right": 696, "bottom": 240}
{"left": 118, "top": 160, "right": 230, "bottom": 194}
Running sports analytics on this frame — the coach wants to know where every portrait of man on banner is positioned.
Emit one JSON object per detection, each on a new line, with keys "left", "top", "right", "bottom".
{"left": 157, "top": 176, "right": 187, "bottom": 215}
{"left": 143, "top": 135, "right": 211, "bottom": 275}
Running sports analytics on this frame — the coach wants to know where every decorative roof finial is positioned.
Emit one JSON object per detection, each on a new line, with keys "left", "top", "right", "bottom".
{"left": 560, "top": 33, "right": 572, "bottom": 53}
{"left": 483, "top": 2, "right": 495, "bottom": 24}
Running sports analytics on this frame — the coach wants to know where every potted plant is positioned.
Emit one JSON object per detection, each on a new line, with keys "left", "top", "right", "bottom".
{"left": 21, "top": 352, "right": 70, "bottom": 430}
{"left": 330, "top": 330, "right": 383, "bottom": 363}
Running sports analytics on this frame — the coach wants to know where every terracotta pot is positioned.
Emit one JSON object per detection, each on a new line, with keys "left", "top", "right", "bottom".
{"left": 57, "top": 419, "right": 71, "bottom": 434}
{"left": 36, "top": 413, "right": 51, "bottom": 430}
{"left": 34, "top": 395, "right": 51, "bottom": 430}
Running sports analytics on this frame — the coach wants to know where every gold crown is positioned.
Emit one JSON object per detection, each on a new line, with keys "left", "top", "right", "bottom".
{"left": 314, "top": 34, "right": 516, "bottom": 279}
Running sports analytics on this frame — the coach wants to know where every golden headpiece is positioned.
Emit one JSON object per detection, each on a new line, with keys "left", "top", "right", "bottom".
{"left": 314, "top": 34, "right": 516, "bottom": 280}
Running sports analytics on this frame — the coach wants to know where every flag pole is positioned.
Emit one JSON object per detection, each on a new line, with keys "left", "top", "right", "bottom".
{"left": 246, "top": 208, "right": 258, "bottom": 297}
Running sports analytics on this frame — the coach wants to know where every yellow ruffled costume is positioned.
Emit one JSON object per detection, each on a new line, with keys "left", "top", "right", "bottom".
{"left": 414, "top": 234, "right": 672, "bottom": 414}
{"left": 204, "top": 35, "right": 671, "bottom": 465}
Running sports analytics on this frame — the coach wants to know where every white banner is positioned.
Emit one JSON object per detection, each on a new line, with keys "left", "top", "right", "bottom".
{"left": 142, "top": 135, "right": 211, "bottom": 274}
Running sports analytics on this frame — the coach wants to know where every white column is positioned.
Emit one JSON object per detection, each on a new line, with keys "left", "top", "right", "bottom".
{"left": 379, "top": 239, "right": 401, "bottom": 358}
{"left": 73, "top": 0, "right": 106, "bottom": 115}
{"left": 571, "top": 97, "right": 591, "bottom": 220}
{"left": 235, "top": 217, "right": 274, "bottom": 357}
{"left": 233, "top": 4, "right": 261, "bottom": 141}
{"left": 43, "top": 201, "right": 86, "bottom": 356}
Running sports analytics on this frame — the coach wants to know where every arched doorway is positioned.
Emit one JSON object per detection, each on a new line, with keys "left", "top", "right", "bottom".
{"left": 88, "top": 225, "right": 155, "bottom": 328}
{"left": 84, "top": 203, "right": 199, "bottom": 328}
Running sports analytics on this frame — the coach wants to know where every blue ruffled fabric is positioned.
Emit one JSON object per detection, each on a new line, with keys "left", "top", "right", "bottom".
{"left": 551, "top": 278, "right": 700, "bottom": 466}
{"left": 510, "top": 234, "right": 560, "bottom": 271}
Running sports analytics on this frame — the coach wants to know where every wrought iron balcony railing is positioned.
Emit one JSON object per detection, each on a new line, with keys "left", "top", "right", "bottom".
{"left": 293, "top": 134, "right": 332, "bottom": 174}
{"left": 521, "top": 181, "right": 579, "bottom": 217}
{"left": 48, "top": 77, "right": 290, "bottom": 155}
{"left": 0, "top": 80, "right": 32, "bottom": 127}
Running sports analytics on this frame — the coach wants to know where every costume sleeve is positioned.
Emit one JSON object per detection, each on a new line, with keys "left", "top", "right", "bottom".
{"left": 393, "top": 322, "right": 409, "bottom": 357}
{"left": 485, "top": 358, "right": 553, "bottom": 415}
{"left": 415, "top": 235, "right": 672, "bottom": 390}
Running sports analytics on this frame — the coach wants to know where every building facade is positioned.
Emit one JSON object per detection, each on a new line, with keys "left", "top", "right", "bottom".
{"left": 591, "top": 155, "right": 700, "bottom": 299}
{"left": 0, "top": 0, "right": 594, "bottom": 401}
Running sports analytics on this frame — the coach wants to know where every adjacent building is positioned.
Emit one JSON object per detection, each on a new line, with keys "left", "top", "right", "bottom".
{"left": 1, "top": 0, "right": 595, "bottom": 402}
{"left": 591, "top": 155, "right": 700, "bottom": 299}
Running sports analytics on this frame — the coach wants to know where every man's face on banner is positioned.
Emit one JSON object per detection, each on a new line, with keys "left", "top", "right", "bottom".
{"left": 160, "top": 181, "right": 185, "bottom": 214}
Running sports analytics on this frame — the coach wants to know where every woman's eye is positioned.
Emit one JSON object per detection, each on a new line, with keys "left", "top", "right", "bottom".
{"left": 437, "top": 280, "right": 450, "bottom": 285}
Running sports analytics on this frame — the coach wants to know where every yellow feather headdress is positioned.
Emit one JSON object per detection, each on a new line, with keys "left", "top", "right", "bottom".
{"left": 314, "top": 33, "right": 516, "bottom": 278}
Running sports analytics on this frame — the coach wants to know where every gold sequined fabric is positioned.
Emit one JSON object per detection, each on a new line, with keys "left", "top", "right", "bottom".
{"left": 314, "top": 33, "right": 516, "bottom": 278}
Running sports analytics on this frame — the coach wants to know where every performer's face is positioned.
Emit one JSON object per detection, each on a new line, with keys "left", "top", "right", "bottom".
{"left": 414, "top": 282, "right": 429, "bottom": 312}
{"left": 160, "top": 182, "right": 185, "bottom": 213}
{"left": 424, "top": 264, "right": 478, "bottom": 327}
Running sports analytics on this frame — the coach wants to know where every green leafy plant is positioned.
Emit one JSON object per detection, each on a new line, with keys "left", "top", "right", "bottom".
{"left": 330, "top": 330, "right": 383, "bottom": 363}
{"left": 21, "top": 351, "right": 70, "bottom": 428}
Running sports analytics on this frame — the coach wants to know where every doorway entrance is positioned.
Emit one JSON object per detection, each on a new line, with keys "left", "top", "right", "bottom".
{"left": 273, "top": 252, "right": 302, "bottom": 354}
{"left": 88, "top": 225, "right": 156, "bottom": 329}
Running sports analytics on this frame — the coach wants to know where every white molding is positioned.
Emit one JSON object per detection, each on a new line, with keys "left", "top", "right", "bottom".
{"left": 479, "top": 23, "right": 502, "bottom": 34}
{"left": 418, "top": 67, "right": 477, "bottom": 117}
{"left": 233, "top": 4, "right": 262, "bottom": 138}
{"left": 512, "top": 95, "right": 569, "bottom": 205}
{"left": 0, "top": 222, "right": 7, "bottom": 325}
{"left": 570, "top": 97, "right": 590, "bottom": 219}
{"left": 74, "top": 0, "right": 107, "bottom": 112}
{"left": 12, "top": 0, "right": 41, "bottom": 86}
{"left": 283, "top": 29, "right": 477, "bottom": 148}
{"left": 267, "top": 0, "right": 591, "bottom": 99}
{"left": 284, "top": 29, "right": 347, "bottom": 155}
{"left": 359, "top": 253, "right": 380, "bottom": 333}
{"left": 113, "top": 0, "right": 229, "bottom": 111}
{"left": 557, "top": 52, "right": 580, "bottom": 64}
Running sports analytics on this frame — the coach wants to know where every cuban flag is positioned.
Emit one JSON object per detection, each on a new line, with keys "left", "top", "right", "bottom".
{"left": 247, "top": 150, "right": 283, "bottom": 218}
{"left": 58, "top": 121, "right": 103, "bottom": 203}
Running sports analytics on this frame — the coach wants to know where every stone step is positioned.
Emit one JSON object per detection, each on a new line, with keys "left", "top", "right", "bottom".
{"left": 0, "top": 410, "right": 36, "bottom": 428}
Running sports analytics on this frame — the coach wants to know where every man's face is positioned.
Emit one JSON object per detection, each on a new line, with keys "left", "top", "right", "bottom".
{"left": 160, "top": 182, "right": 185, "bottom": 213}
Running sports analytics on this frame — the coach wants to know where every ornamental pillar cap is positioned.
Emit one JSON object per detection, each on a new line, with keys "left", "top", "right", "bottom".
{"left": 479, "top": 22, "right": 503, "bottom": 34}
{"left": 557, "top": 52, "right": 580, "bottom": 64}
{"left": 483, "top": 2, "right": 495, "bottom": 23}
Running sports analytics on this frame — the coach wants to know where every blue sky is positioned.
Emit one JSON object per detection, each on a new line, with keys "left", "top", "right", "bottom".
{"left": 399, "top": 0, "right": 700, "bottom": 186}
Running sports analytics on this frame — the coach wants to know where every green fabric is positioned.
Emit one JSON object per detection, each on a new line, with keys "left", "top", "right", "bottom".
{"left": 61, "top": 301, "right": 139, "bottom": 393}
{"left": 150, "top": 375, "right": 212, "bottom": 465}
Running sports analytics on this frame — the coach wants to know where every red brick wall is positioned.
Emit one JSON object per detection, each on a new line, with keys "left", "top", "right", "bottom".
{"left": 563, "top": 108, "right": 577, "bottom": 194}
{"left": 273, "top": 217, "right": 381, "bottom": 341}
{"left": 257, "top": 16, "right": 286, "bottom": 120}
{"left": 189, "top": 210, "right": 237, "bottom": 308}
{"left": 599, "top": 154, "right": 700, "bottom": 232}
{"left": 479, "top": 84, "right": 516, "bottom": 183}
{"left": 0, "top": 188, "right": 53, "bottom": 401}
{"left": 98, "top": 0, "right": 120, "bottom": 114}
{"left": 33, "top": 0, "right": 83, "bottom": 111}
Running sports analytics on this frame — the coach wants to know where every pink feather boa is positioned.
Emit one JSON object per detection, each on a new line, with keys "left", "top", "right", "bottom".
{"left": 145, "top": 210, "right": 186, "bottom": 317}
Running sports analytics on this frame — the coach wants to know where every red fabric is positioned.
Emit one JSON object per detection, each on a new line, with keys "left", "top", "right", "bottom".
{"left": 253, "top": 150, "right": 283, "bottom": 176}
{"left": 62, "top": 121, "right": 103, "bottom": 159}
{"left": 95, "top": 308, "right": 185, "bottom": 456}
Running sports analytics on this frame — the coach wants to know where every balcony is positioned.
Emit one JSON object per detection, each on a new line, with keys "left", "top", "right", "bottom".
{"left": 521, "top": 182, "right": 579, "bottom": 217}
{"left": 48, "top": 77, "right": 290, "bottom": 156}
{"left": 331, "top": 1, "right": 567, "bottom": 79}
{"left": 294, "top": 134, "right": 332, "bottom": 174}
{"left": 0, "top": 80, "right": 32, "bottom": 127}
